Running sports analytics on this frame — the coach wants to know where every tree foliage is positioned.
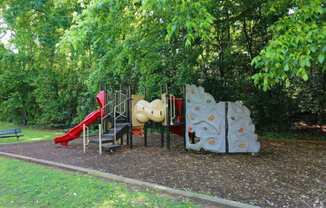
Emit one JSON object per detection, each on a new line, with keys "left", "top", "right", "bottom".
{"left": 0, "top": 0, "right": 324, "bottom": 128}
{"left": 252, "top": 0, "right": 326, "bottom": 90}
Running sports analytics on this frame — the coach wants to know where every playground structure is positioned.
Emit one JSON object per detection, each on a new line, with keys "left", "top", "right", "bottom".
{"left": 54, "top": 84, "right": 260, "bottom": 154}
{"left": 55, "top": 87, "right": 133, "bottom": 154}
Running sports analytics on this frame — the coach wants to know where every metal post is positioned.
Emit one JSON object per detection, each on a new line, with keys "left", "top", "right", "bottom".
{"left": 103, "top": 83, "right": 106, "bottom": 133}
{"left": 99, "top": 124, "right": 102, "bottom": 155}
{"left": 183, "top": 85, "right": 187, "bottom": 151}
{"left": 160, "top": 126, "right": 164, "bottom": 147}
{"left": 144, "top": 124, "right": 148, "bottom": 147}
{"left": 83, "top": 124, "right": 86, "bottom": 153}
{"left": 170, "top": 95, "right": 176, "bottom": 125}
{"left": 129, "top": 86, "right": 133, "bottom": 149}
{"left": 114, "top": 106, "right": 116, "bottom": 144}
{"left": 129, "top": 127, "right": 133, "bottom": 148}
{"left": 128, "top": 85, "right": 132, "bottom": 147}
{"left": 87, "top": 126, "right": 89, "bottom": 145}
{"left": 225, "top": 102, "right": 229, "bottom": 153}
{"left": 143, "top": 87, "right": 147, "bottom": 147}
{"left": 119, "top": 85, "right": 122, "bottom": 113}
{"left": 166, "top": 85, "right": 171, "bottom": 150}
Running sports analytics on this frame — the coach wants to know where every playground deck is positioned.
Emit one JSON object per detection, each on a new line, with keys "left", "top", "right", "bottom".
{"left": 0, "top": 134, "right": 325, "bottom": 208}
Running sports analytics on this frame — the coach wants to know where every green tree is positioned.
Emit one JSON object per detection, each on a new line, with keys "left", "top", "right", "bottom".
{"left": 252, "top": 0, "right": 326, "bottom": 90}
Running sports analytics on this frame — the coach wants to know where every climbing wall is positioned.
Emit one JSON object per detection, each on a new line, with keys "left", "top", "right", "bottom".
{"left": 227, "top": 102, "right": 260, "bottom": 153}
{"left": 185, "top": 84, "right": 260, "bottom": 153}
{"left": 185, "top": 85, "right": 226, "bottom": 153}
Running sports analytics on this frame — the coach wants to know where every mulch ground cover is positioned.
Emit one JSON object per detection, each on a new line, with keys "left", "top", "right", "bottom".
{"left": 0, "top": 134, "right": 325, "bottom": 208}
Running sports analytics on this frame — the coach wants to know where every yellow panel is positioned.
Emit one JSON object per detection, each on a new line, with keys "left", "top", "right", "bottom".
{"left": 132, "top": 95, "right": 145, "bottom": 127}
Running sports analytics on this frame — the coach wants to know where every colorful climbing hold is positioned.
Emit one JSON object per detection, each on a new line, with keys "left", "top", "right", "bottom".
{"left": 208, "top": 138, "right": 216, "bottom": 145}
{"left": 239, "top": 143, "right": 247, "bottom": 148}
{"left": 208, "top": 114, "right": 215, "bottom": 121}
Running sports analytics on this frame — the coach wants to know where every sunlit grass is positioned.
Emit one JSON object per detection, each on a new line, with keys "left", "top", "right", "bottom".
{"left": 0, "top": 157, "right": 197, "bottom": 208}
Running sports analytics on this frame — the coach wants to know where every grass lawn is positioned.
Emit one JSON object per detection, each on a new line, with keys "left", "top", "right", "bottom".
{"left": 0, "top": 122, "right": 62, "bottom": 143}
{"left": 0, "top": 157, "right": 197, "bottom": 208}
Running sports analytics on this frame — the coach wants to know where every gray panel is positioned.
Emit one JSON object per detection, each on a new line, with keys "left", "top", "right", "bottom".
{"left": 227, "top": 101, "right": 260, "bottom": 153}
{"left": 185, "top": 85, "right": 260, "bottom": 153}
{"left": 185, "top": 85, "right": 226, "bottom": 153}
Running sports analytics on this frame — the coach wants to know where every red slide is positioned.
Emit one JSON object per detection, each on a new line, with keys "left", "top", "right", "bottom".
{"left": 54, "top": 91, "right": 106, "bottom": 146}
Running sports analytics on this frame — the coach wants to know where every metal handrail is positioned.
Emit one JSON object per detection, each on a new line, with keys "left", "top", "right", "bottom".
{"left": 114, "top": 90, "right": 127, "bottom": 114}
{"left": 114, "top": 94, "right": 129, "bottom": 117}
{"left": 102, "top": 100, "right": 114, "bottom": 109}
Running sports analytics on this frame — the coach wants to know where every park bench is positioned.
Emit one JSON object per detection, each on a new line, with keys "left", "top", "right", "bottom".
{"left": 0, "top": 128, "right": 23, "bottom": 141}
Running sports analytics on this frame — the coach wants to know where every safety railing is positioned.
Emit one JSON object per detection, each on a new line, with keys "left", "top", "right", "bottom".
{"left": 114, "top": 90, "right": 128, "bottom": 115}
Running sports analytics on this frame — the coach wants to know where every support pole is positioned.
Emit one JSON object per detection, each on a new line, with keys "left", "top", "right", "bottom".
{"left": 144, "top": 124, "right": 148, "bottom": 147}
{"left": 144, "top": 87, "right": 147, "bottom": 147}
{"left": 127, "top": 131, "right": 130, "bottom": 145}
{"left": 129, "top": 127, "right": 133, "bottom": 149}
{"left": 83, "top": 124, "right": 86, "bottom": 153}
{"left": 129, "top": 86, "right": 133, "bottom": 149}
{"left": 166, "top": 84, "right": 171, "bottom": 150}
{"left": 225, "top": 102, "right": 229, "bottom": 153}
{"left": 87, "top": 127, "right": 89, "bottom": 145}
{"left": 160, "top": 126, "right": 164, "bottom": 148}
{"left": 183, "top": 85, "right": 187, "bottom": 151}
{"left": 99, "top": 124, "right": 102, "bottom": 155}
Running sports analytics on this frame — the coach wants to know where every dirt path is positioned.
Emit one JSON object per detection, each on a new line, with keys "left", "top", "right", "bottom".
{"left": 0, "top": 134, "right": 325, "bottom": 208}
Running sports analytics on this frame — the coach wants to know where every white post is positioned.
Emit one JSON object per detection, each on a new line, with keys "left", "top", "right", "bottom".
{"left": 83, "top": 124, "right": 86, "bottom": 153}
{"left": 170, "top": 95, "right": 176, "bottom": 125}
{"left": 86, "top": 127, "right": 89, "bottom": 145}
{"left": 99, "top": 124, "right": 102, "bottom": 155}
{"left": 173, "top": 96, "right": 176, "bottom": 123}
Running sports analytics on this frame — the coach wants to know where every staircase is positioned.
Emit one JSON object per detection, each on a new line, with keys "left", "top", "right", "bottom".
{"left": 89, "top": 122, "right": 131, "bottom": 152}
{"left": 83, "top": 86, "right": 132, "bottom": 154}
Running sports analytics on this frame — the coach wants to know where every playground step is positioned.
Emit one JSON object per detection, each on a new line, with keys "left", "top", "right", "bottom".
{"left": 115, "top": 122, "right": 130, "bottom": 126}
{"left": 89, "top": 136, "right": 114, "bottom": 144}
{"left": 90, "top": 122, "right": 130, "bottom": 145}
{"left": 105, "top": 123, "right": 130, "bottom": 135}
{"left": 102, "top": 132, "right": 115, "bottom": 138}
{"left": 102, "top": 143, "right": 121, "bottom": 152}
